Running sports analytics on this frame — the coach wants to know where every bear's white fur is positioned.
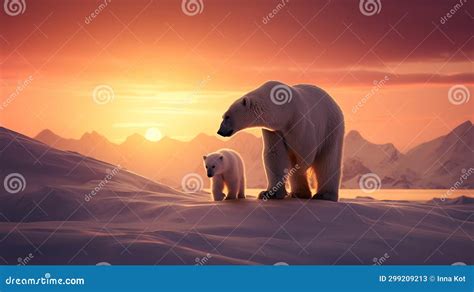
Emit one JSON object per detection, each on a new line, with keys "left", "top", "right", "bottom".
{"left": 217, "top": 81, "right": 344, "bottom": 201}
{"left": 203, "top": 149, "right": 246, "bottom": 201}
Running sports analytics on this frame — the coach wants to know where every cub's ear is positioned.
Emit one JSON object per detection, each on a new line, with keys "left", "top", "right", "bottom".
{"left": 219, "top": 155, "right": 223, "bottom": 160}
{"left": 242, "top": 97, "right": 247, "bottom": 107}
{"left": 202, "top": 155, "right": 207, "bottom": 160}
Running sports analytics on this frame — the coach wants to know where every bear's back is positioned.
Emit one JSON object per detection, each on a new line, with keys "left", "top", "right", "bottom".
{"left": 293, "top": 83, "right": 343, "bottom": 120}
{"left": 290, "top": 84, "right": 344, "bottom": 142}
{"left": 218, "top": 148, "right": 244, "bottom": 173}
{"left": 293, "top": 84, "right": 332, "bottom": 104}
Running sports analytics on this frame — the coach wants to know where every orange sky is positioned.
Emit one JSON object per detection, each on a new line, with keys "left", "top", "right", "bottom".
{"left": 0, "top": 0, "right": 473, "bottom": 151}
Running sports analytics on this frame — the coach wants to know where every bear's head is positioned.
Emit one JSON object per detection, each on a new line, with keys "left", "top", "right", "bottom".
{"left": 203, "top": 153, "right": 225, "bottom": 178}
{"left": 217, "top": 81, "right": 292, "bottom": 137}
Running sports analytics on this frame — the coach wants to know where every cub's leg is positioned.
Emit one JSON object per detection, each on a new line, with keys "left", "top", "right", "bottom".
{"left": 225, "top": 178, "right": 239, "bottom": 200}
{"left": 211, "top": 176, "right": 225, "bottom": 201}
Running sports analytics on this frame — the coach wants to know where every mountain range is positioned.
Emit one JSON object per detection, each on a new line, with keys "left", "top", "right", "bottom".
{"left": 33, "top": 120, "right": 474, "bottom": 190}
{"left": 1, "top": 125, "right": 472, "bottom": 265}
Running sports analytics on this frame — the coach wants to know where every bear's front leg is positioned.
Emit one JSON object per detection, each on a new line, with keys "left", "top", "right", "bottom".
{"left": 258, "top": 129, "right": 290, "bottom": 200}
{"left": 225, "top": 179, "right": 239, "bottom": 200}
{"left": 211, "top": 176, "right": 225, "bottom": 201}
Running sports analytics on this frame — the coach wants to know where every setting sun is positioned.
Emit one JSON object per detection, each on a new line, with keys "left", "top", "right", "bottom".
{"left": 145, "top": 128, "right": 163, "bottom": 142}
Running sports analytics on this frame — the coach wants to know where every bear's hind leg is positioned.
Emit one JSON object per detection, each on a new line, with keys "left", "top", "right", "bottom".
{"left": 237, "top": 177, "right": 245, "bottom": 199}
{"left": 312, "top": 139, "right": 343, "bottom": 202}
{"left": 289, "top": 171, "right": 311, "bottom": 199}
{"left": 288, "top": 160, "right": 311, "bottom": 199}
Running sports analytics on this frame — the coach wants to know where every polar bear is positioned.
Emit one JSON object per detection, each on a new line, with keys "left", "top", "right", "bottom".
{"left": 217, "top": 81, "right": 344, "bottom": 201}
{"left": 203, "top": 149, "right": 246, "bottom": 201}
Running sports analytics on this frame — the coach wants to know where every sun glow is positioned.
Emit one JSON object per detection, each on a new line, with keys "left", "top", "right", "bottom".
{"left": 145, "top": 127, "right": 163, "bottom": 142}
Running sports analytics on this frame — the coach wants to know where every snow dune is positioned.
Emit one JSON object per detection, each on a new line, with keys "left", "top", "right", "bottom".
{"left": 0, "top": 127, "right": 472, "bottom": 265}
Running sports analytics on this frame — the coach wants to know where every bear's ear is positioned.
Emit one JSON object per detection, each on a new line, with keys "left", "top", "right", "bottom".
{"left": 219, "top": 155, "right": 223, "bottom": 160}
{"left": 242, "top": 97, "right": 247, "bottom": 107}
{"left": 203, "top": 155, "right": 207, "bottom": 160}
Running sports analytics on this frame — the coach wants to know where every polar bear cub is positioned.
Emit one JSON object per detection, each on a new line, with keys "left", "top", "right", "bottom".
{"left": 203, "top": 149, "right": 246, "bottom": 201}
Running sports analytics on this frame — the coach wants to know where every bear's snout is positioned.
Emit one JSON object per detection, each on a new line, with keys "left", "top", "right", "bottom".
{"left": 217, "top": 118, "right": 234, "bottom": 137}
{"left": 217, "top": 128, "right": 233, "bottom": 137}
{"left": 217, "top": 120, "right": 234, "bottom": 137}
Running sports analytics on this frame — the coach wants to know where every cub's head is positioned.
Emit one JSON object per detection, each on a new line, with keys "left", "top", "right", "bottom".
{"left": 217, "top": 81, "right": 291, "bottom": 137}
{"left": 202, "top": 153, "right": 225, "bottom": 178}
